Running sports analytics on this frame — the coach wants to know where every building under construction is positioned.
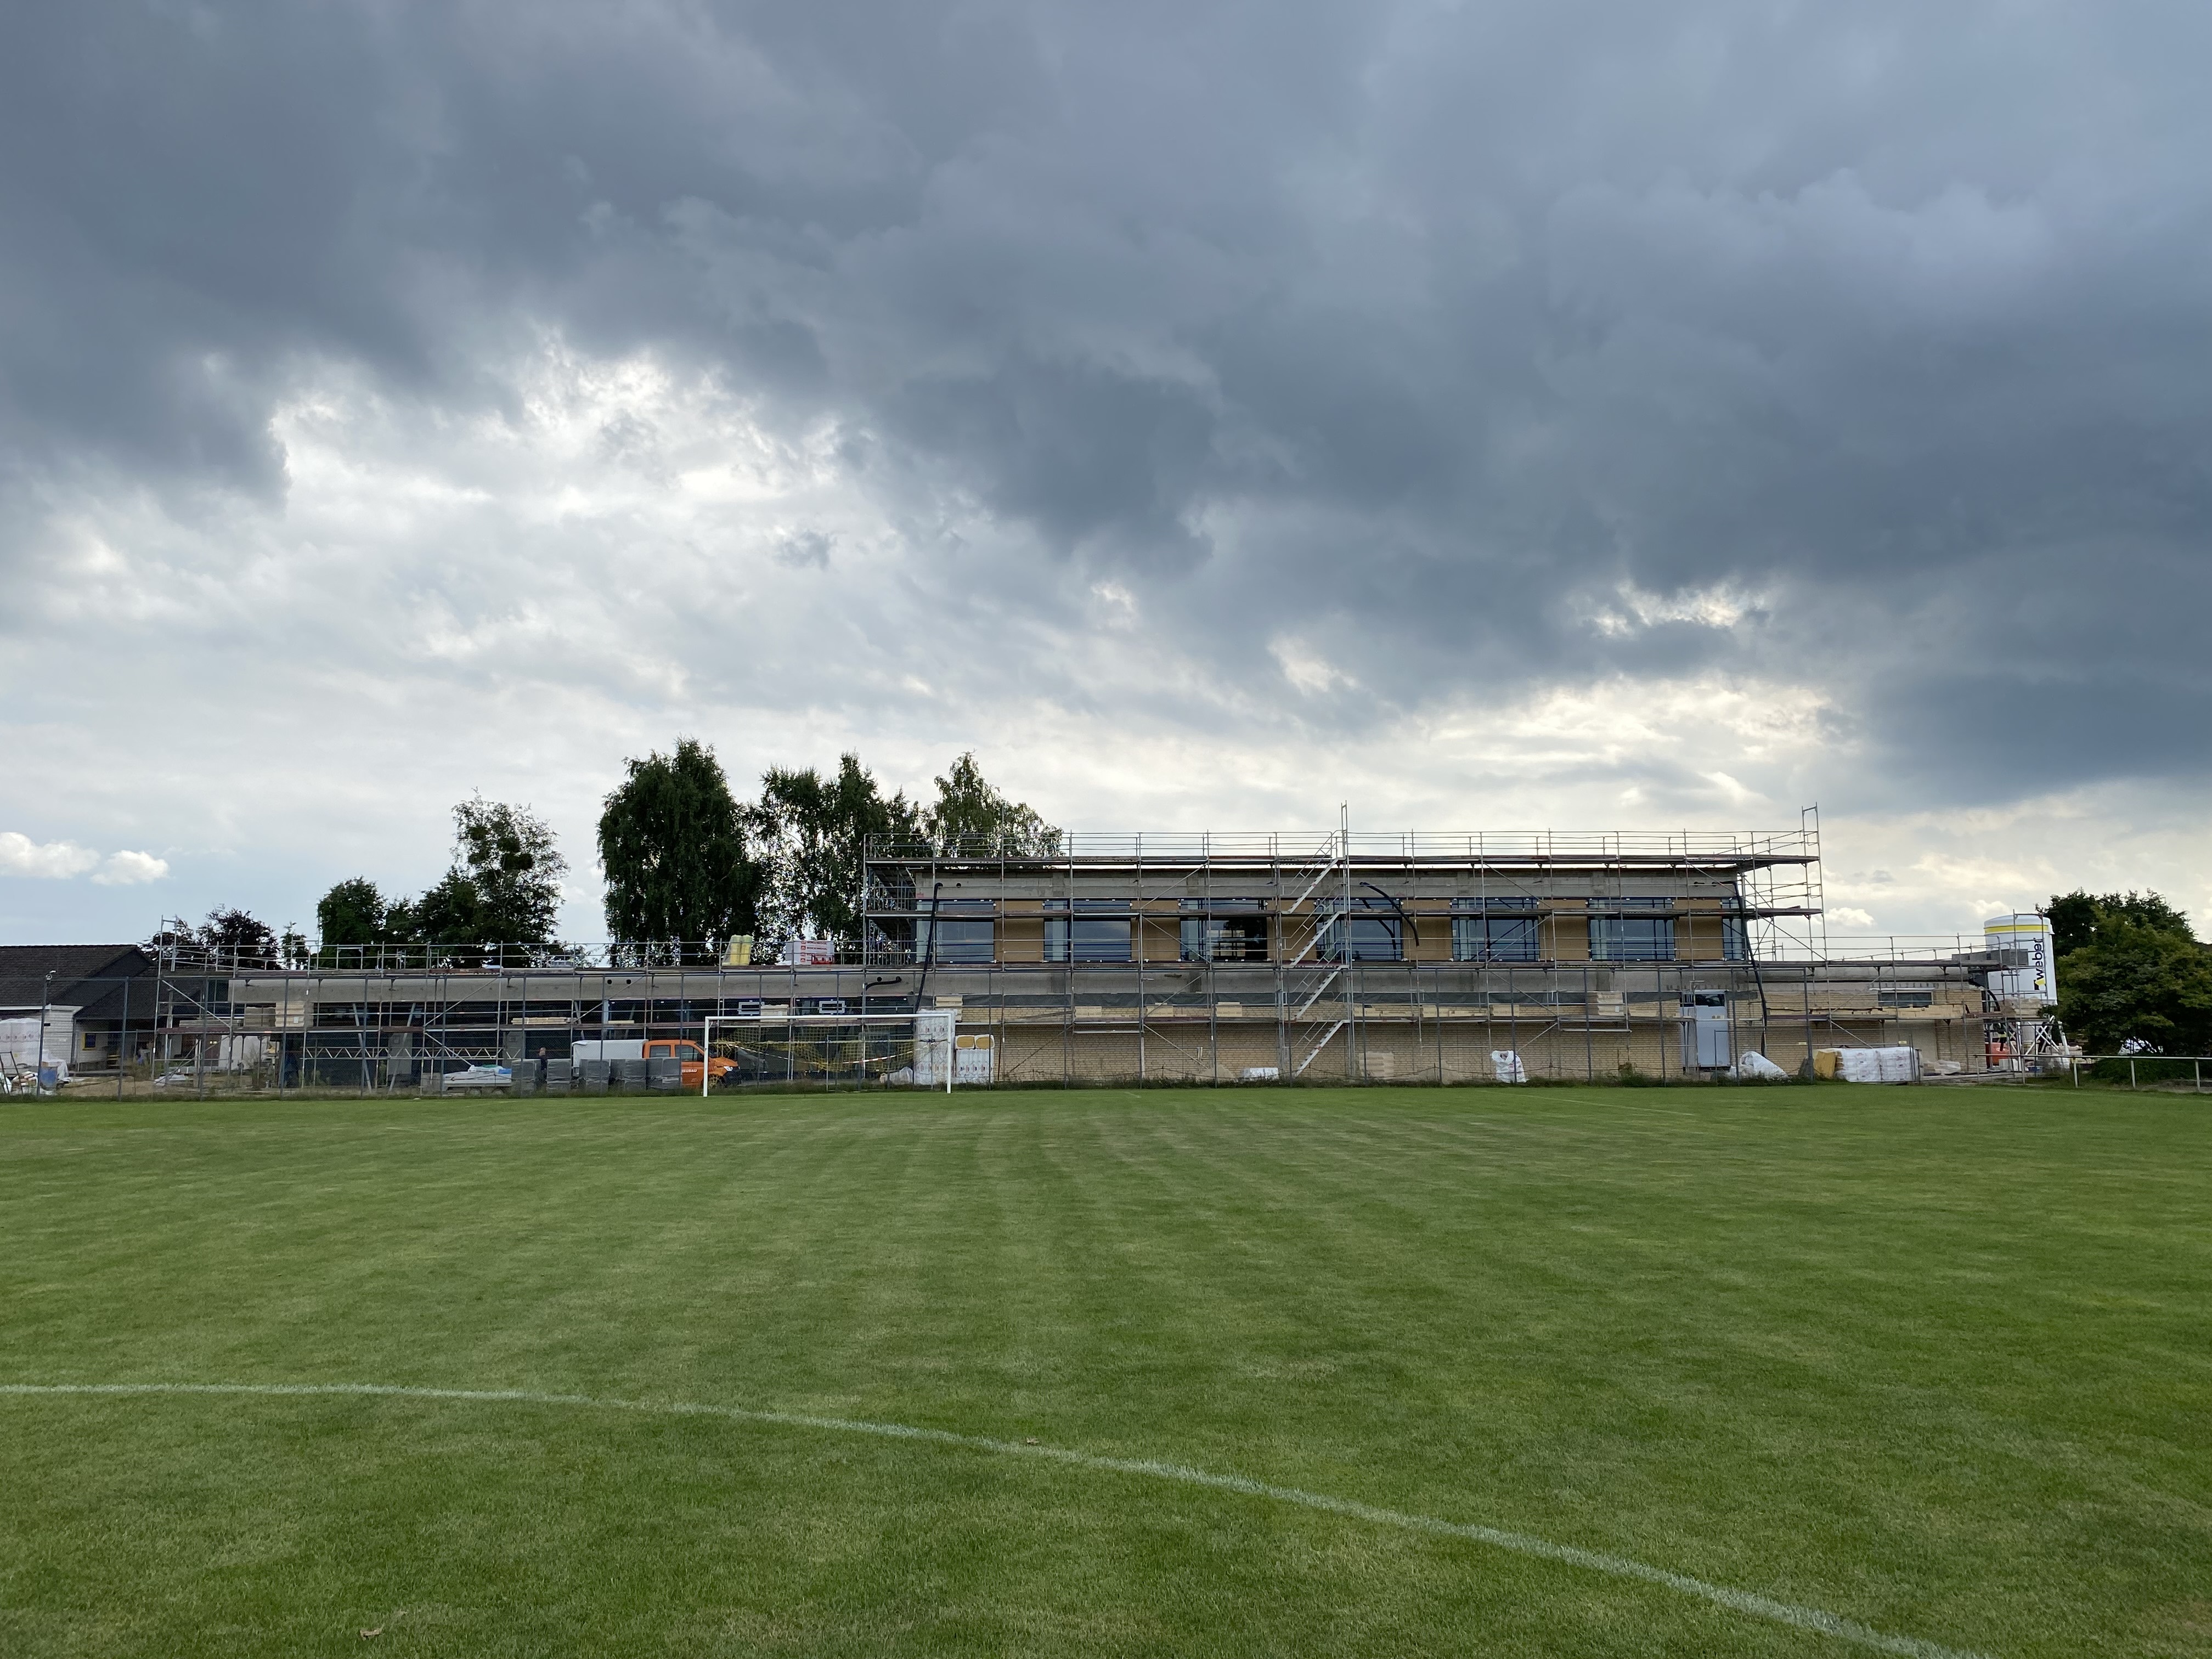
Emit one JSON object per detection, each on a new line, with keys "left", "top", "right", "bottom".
{"left": 850, "top": 822, "right": 2032, "bottom": 1084}
{"left": 54, "top": 815, "right": 2067, "bottom": 1096}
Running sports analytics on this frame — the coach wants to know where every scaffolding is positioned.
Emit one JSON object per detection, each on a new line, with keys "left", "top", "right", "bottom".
{"left": 855, "top": 817, "right": 1830, "bottom": 1085}
{"left": 102, "top": 955, "right": 2008, "bottom": 1097}
{"left": 71, "top": 819, "right": 2052, "bottom": 1096}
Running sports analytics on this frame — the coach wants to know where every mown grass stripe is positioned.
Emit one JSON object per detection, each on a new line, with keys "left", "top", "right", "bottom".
{"left": 0, "top": 1379, "right": 1988, "bottom": 1659}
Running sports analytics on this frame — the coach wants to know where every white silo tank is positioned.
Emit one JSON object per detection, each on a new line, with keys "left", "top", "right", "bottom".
{"left": 1984, "top": 914, "right": 2057, "bottom": 1005}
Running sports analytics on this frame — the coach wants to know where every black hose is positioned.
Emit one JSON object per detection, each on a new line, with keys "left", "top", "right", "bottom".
{"left": 1358, "top": 881, "right": 1421, "bottom": 945}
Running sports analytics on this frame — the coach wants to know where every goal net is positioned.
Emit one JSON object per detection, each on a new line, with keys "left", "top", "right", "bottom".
{"left": 701, "top": 1011, "right": 955, "bottom": 1093}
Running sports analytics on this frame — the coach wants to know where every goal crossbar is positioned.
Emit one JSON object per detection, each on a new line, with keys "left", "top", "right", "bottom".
{"left": 700, "top": 1011, "right": 953, "bottom": 1096}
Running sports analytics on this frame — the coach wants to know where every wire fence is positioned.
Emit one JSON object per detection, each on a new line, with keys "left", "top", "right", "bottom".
{"left": 2073, "top": 1055, "right": 2212, "bottom": 1091}
{"left": 0, "top": 957, "right": 2091, "bottom": 1099}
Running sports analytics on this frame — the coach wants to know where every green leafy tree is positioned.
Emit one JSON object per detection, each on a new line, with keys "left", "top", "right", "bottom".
{"left": 598, "top": 738, "right": 763, "bottom": 956}
{"left": 313, "top": 800, "right": 566, "bottom": 957}
{"left": 195, "top": 907, "right": 280, "bottom": 967}
{"left": 2048, "top": 889, "right": 2193, "bottom": 957}
{"left": 145, "top": 910, "right": 278, "bottom": 972}
{"left": 315, "top": 878, "right": 392, "bottom": 947}
{"left": 2050, "top": 890, "right": 2212, "bottom": 1054}
{"left": 404, "top": 868, "right": 488, "bottom": 945}
{"left": 921, "top": 752, "right": 1059, "bottom": 855}
{"left": 453, "top": 798, "right": 567, "bottom": 944}
{"left": 752, "top": 753, "right": 921, "bottom": 950}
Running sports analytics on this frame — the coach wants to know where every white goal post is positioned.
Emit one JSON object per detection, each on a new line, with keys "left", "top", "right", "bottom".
{"left": 699, "top": 1010, "right": 956, "bottom": 1096}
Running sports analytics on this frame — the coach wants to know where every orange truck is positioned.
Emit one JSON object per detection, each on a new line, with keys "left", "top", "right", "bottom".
{"left": 643, "top": 1038, "right": 741, "bottom": 1092}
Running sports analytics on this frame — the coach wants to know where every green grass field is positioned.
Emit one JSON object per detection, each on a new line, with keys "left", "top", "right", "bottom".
{"left": 2, "top": 1087, "right": 2205, "bottom": 1657}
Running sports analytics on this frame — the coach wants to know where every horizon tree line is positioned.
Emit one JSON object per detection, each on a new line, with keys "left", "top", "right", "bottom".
{"left": 291, "top": 746, "right": 1053, "bottom": 961}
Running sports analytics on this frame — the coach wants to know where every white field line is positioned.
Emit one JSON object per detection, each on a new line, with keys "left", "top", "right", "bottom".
{"left": 1, "top": 1381, "right": 1988, "bottom": 1659}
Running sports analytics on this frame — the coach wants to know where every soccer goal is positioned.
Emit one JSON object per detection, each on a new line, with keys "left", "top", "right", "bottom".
{"left": 699, "top": 1010, "right": 956, "bottom": 1096}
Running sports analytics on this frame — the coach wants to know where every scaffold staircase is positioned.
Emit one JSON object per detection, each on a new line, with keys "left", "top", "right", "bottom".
{"left": 1277, "top": 827, "right": 1353, "bottom": 1079}
{"left": 1293, "top": 1016, "right": 1349, "bottom": 1077}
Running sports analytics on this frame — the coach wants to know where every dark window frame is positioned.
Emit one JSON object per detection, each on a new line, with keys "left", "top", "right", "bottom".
{"left": 1589, "top": 915, "right": 1676, "bottom": 962}
{"left": 1314, "top": 899, "right": 1403, "bottom": 963}
{"left": 1043, "top": 899, "right": 1132, "bottom": 964}
{"left": 1451, "top": 896, "right": 1539, "bottom": 962}
{"left": 1722, "top": 904, "right": 1751, "bottom": 961}
{"left": 916, "top": 899, "right": 997, "bottom": 964}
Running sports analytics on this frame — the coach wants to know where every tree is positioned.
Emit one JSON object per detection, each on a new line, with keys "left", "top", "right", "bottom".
{"left": 2050, "top": 890, "right": 2212, "bottom": 1055}
{"left": 310, "top": 798, "right": 567, "bottom": 956}
{"left": 144, "top": 911, "right": 274, "bottom": 969}
{"left": 591, "top": 744, "right": 1054, "bottom": 958}
{"left": 751, "top": 753, "right": 921, "bottom": 949}
{"left": 921, "top": 752, "right": 1059, "bottom": 855}
{"left": 2048, "top": 890, "right": 2193, "bottom": 957}
{"left": 190, "top": 907, "right": 280, "bottom": 968}
{"left": 404, "top": 868, "right": 487, "bottom": 945}
{"left": 452, "top": 797, "right": 566, "bottom": 944}
{"left": 316, "top": 878, "right": 391, "bottom": 947}
{"left": 598, "top": 738, "right": 763, "bottom": 955}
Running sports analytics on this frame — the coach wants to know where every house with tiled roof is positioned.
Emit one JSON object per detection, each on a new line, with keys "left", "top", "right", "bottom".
{"left": 0, "top": 944, "right": 157, "bottom": 1080}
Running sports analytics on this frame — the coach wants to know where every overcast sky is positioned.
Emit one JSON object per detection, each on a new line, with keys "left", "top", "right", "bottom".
{"left": 3, "top": 0, "right": 2205, "bottom": 946}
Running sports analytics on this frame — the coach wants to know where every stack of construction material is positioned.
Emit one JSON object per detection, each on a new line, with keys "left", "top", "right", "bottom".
{"left": 1817, "top": 1047, "right": 1921, "bottom": 1084}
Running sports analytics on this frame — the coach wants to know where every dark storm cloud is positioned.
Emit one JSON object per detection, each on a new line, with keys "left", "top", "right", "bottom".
{"left": 3, "top": 0, "right": 2207, "bottom": 800}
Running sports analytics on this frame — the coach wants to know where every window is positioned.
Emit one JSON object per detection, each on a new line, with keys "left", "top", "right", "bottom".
{"left": 1452, "top": 897, "right": 1539, "bottom": 962}
{"left": 1316, "top": 899, "right": 1402, "bottom": 962}
{"left": 1179, "top": 899, "right": 1269, "bottom": 962}
{"left": 1722, "top": 902, "right": 1751, "bottom": 962}
{"left": 917, "top": 899, "right": 995, "bottom": 964}
{"left": 1044, "top": 900, "right": 1131, "bottom": 963}
{"left": 1589, "top": 898, "right": 1675, "bottom": 962}
{"left": 1877, "top": 988, "right": 1934, "bottom": 1008}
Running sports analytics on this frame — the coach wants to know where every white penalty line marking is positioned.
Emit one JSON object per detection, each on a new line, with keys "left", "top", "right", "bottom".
{"left": 1, "top": 1381, "right": 1985, "bottom": 1659}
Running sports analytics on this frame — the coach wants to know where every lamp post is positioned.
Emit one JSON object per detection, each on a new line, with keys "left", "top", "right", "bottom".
{"left": 36, "top": 969, "right": 53, "bottom": 1094}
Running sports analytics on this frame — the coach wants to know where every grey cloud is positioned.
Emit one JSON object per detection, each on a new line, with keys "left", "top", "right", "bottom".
{"left": 2, "top": 0, "right": 2208, "bottom": 812}
{"left": 773, "top": 528, "right": 833, "bottom": 569}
